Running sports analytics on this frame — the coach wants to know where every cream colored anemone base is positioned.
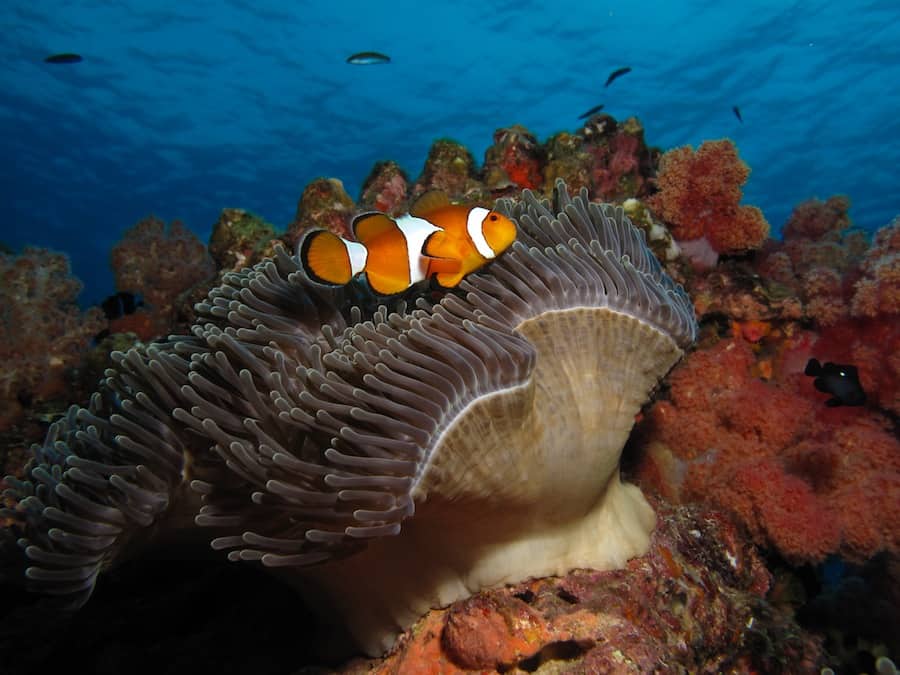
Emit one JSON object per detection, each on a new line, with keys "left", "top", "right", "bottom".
{"left": 297, "top": 472, "right": 655, "bottom": 656}
{"left": 293, "top": 309, "right": 680, "bottom": 656}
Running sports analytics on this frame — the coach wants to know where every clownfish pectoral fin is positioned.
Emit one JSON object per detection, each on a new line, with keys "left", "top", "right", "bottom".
{"left": 410, "top": 190, "right": 451, "bottom": 218}
{"left": 365, "top": 268, "right": 411, "bottom": 296}
{"left": 434, "top": 269, "right": 466, "bottom": 288}
{"left": 426, "top": 256, "right": 462, "bottom": 276}
{"left": 352, "top": 212, "right": 397, "bottom": 245}
{"left": 300, "top": 230, "right": 356, "bottom": 285}
{"left": 423, "top": 229, "right": 465, "bottom": 260}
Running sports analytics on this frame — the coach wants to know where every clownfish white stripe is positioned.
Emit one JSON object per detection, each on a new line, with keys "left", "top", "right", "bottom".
{"left": 466, "top": 207, "right": 496, "bottom": 259}
{"left": 394, "top": 214, "right": 441, "bottom": 284}
{"left": 346, "top": 240, "right": 368, "bottom": 276}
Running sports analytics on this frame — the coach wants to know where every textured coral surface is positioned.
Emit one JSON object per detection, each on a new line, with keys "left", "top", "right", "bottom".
{"left": 110, "top": 216, "right": 215, "bottom": 338}
{"left": 647, "top": 139, "right": 770, "bottom": 254}
{"left": 336, "top": 504, "right": 823, "bottom": 674}
{"left": 0, "top": 248, "right": 104, "bottom": 433}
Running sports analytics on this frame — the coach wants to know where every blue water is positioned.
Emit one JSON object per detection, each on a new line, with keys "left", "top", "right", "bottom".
{"left": 3, "top": 1, "right": 899, "bottom": 305}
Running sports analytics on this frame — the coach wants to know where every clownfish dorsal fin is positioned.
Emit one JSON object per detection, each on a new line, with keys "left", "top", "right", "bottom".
{"left": 352, "top": 212, "right": 397, "bottom": 245}
{"left": 410, "top": 190, "right": 451, "bottom": 218}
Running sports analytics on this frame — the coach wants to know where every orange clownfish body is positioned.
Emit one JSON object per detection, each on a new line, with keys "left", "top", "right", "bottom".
{"left": 299, "top": 191, "right": 517, "bottom": 295}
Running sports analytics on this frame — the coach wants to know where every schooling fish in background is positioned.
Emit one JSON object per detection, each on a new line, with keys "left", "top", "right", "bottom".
{"left": 346, "top": 51, "right": 391, "bottom": 65}
{"left": 577, "top": 103, "right": 604, "bottom": 119}
{"left": 44, "top": 53, "right": 83, "bottom": 64}
{"left": 300, "top": 192, "right": 517, "bottom": 295}
{"left": 804, "top": 358, "right": 866, "bottom": 407}
{"left": 604, "top": 66, "right": 631, "bottom": 87}
{"left": 733, "top": 105, "right": 743, "bottom": 123}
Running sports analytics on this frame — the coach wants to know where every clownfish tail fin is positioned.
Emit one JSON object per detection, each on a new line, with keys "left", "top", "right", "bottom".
{"left": 300, "top": 230, "right": 356, "bottom": 285}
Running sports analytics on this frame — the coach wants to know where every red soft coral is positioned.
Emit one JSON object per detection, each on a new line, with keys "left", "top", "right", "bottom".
{"left": 647, "top": 139, "right": 770, "bottom": 254}
{"left": 636, "top": 331, "right": 900, "bottom": 564}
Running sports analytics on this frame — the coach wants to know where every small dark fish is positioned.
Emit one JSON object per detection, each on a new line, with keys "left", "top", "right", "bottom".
{"left": 577, "top": 103, "right": 604, "bottom": 119}
{"left": 346, "top": 51, "right": 391, "bottom": 65}
{"left": 44, "top": 53, "right": 82, "bottom": 64}
{"left": 604, "top": 66, "right": 631, "bottom": 87}
{"left": 804, "top": 358, "right": 866, "bottom": 407}
{"left": 101, "top": 291, "right": 144, "bottom": 320}
{"left": 733, "top": 105, "right": 743, "bottom": 123}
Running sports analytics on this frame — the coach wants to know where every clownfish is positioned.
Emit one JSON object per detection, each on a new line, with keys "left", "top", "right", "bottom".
{"left": 299, "top": 191, "right": 517, "bottom": 295}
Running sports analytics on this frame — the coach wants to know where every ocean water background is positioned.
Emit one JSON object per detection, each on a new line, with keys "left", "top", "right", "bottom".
{"left": 2, "top": 0, "right": 899, "bottom": 305}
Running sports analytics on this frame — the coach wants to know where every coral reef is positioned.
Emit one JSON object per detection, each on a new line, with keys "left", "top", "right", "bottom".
{"left": 412, "top": 138, "right": 484, "bottom": 200}
{"left": 2, "top": 113, "right": 897, "bottom": 674}
{"left": 0, "top": 247, "right": 105, "bottom": 433}
{"left": 482, "top": 125, "right": 544, "bottom": 192}
{"left": 647, "top": 139, "right": 770, "bottom": 257}
{"left": 358, "top": 160, "right": 410, "bottom": 214}
{"left": 582, "top": 114, "right": 658, "bottom": 202}
{"left": 288, "top": 177, "right": 357, "bottom": 242}
{"left": 347, "top": 504, "right": 824, "bottom": 674}
{"left": 207, "top": 208, "right": 279, "bottom": 274}
{"left": 541, "top": 130, "right": 593, "bottom": 196}
{"left": 110, "top": 216, "right": 215, "bottom": 339}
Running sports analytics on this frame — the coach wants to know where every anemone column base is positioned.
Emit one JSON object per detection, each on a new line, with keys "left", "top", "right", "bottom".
{"left": 290, "top": 472, "right": 655, "bottom": 657}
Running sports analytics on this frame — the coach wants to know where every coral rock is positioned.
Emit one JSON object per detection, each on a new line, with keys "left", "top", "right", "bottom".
{"left": 542, "top": 131, "right": 592, "bottom": 196}
{"left": 413, "top": 138, "right": 484, "bottom": 200}
{"left": 358, "top": 160, "right": 410, "bottom": 214}
{"left": 359, "top": 504, "right": 825, "bottom": 674}
{"left": 482, "top": 124, "right": 544, "bottom": 192}
{"left": 208, "top": 208, "right": 279, "bottom": 273}
{"left": 288, "top": 177, "right": 356, "bottom": 242}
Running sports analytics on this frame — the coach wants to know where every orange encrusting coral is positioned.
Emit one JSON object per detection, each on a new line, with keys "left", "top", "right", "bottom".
{"left": 647, "top": 139, "right": 770, "bottom": 254}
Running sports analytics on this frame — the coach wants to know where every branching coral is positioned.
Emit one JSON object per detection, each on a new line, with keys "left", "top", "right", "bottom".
{"left": 0, "top": 247, "right": 105, "bottom": 431}
{"left": 4, "top": 181, "right": 696, "bottom": 656}
{"left": 647, "top": 139, "right": 770, "bottom": 256}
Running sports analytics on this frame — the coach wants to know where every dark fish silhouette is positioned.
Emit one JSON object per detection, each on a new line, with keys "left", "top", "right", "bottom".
{"left": 101, "top": 291, "right": 144, "bottom": 320}
{"left": 804, "top": 358, "right": 866, "bottom": 407}
{"left": 346, "top": 51, "right": 390, "bottom": 65}
{"left": 44, "top": 53, "right": 82, "bottom": 64}
{"left": 578, "top": 104, "right": 605, "bottom": 119}
{"left": 604, "top": 66, "right": 631, "bottom": 87}
{"left": 733, "top": 105, "right": 743, "bottom": 123}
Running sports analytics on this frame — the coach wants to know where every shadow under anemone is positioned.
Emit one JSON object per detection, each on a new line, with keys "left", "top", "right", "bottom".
{"left": 4, "top": 179, "right": 697, "bottom": 657}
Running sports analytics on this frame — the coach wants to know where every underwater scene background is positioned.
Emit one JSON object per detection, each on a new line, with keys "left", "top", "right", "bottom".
{"left": 2, "top": 1, "right": 899, "bottom": 674}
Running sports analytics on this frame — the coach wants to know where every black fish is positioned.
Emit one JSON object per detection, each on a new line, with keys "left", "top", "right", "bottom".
{"left": 577, "top": 103, "right": 604, "bottom": 119}
{"left": 604, "top": 66, "right": 631, "bottom": 87}
{"left": 101, "top": 291, "right": 144, "bottom": 320}
{"left": 733, "top": 105, "right": 743, "bottom": 123}
{"left": 44, "top": 53, "right": 82, "bottom": 64}
{"left": 804, "top": 358, "right": 866, "bottom": 407}
{"left": 346, "top": 51, "right": 390, "bottom": 65}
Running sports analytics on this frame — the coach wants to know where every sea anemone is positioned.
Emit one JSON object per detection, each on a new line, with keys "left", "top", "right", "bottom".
{"left": 4, "top": 180, "right": 696, "bottom": 656}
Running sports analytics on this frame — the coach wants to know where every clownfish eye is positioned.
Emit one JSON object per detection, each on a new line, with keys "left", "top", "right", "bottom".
{"left": 489, "top": 214, "right": 498, "bottom": 221}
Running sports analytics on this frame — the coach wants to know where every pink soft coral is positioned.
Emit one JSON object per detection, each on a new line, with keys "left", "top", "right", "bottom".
{"left": 647, "top": 139, "right": 770, "bottom": 255}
